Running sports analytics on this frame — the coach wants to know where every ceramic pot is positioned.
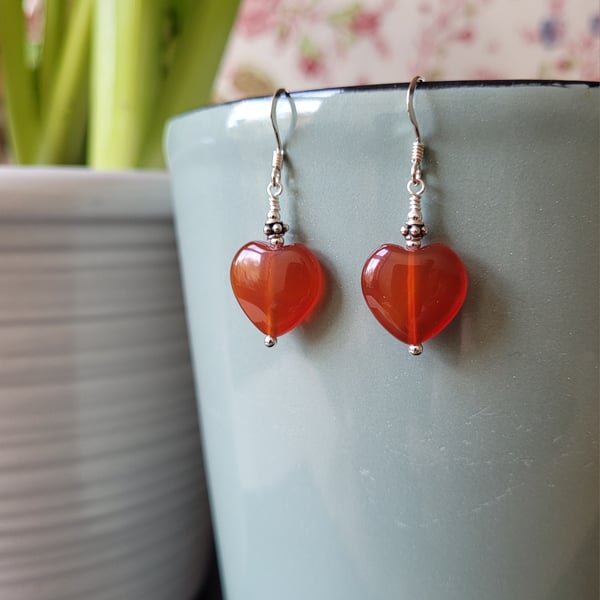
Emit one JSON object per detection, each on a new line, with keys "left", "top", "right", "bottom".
{"left": 0, "top": 168, "right": 211, "bottom": 600}
{"left": 166, "top": 81, "right": 599, "bottom": 600}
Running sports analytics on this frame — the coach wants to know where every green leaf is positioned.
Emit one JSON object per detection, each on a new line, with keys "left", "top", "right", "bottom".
{"left": 35, "top": 0, "right": 93, "bottom": 164}
{"left": 0, "top": 0, "right": 40, "bottom": 163}
{"left": 139, "top": 0, "right": 241, "bottom": 168}
{"left": 39, "top": 0, "right": 67, "bottom": 118}
{"left": 89, "top": 0, "right": 167, "bottom": 169}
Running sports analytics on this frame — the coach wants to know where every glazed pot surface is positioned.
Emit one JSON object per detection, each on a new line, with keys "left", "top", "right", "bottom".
{"left": 167, "top": 82, "right": 599, "bottom": 600}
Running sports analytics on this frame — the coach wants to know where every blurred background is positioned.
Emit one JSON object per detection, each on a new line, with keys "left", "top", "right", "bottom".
{"left": 1, "top": 0, "right": 599, "bottom": 163}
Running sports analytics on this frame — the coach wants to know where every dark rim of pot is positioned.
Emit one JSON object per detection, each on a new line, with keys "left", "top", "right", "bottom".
{"left": 172, "top": 79, "right": 599, "bottom": 120}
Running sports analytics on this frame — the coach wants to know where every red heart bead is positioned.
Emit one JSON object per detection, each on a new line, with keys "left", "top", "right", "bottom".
{"left": 361, "top": 243, "right": 467, "bottom": 347}
{"left": 231, "top": 241, "right": 323, "bottom": 340}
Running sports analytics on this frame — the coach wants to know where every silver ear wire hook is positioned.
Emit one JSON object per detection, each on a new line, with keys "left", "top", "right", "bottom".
{"left": 270, "top": 89, "right": 288, "bottom": 155}
{"left": 401, "top": 76, "right": 428, "bottom": 263}
{"left": 406, "top": 75, "right": 424, "bottom": 144}
{"left": 269, "top": 89, "right": 292, "bottom": 194}
{"left": 405, "top": 76, "right": 426, "bottom": 198}
{"left": 270, "top": 88, "right": 297, "bottom": 158}
{"left": 264, "top": 89, "right": 296, "bottom": 248}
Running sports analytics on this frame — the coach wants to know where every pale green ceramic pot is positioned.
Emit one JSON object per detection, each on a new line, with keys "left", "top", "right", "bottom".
{"left": 166, "top": 81, "right": 599, "bottom": 600}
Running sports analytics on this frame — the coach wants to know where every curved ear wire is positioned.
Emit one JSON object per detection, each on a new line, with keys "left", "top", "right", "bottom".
{"left": 402, "top": 76, "right": 427, "bottom": 250}
{"left": 270, "top": 88, "right": 297, "bottom": 155}
{"left": 406, "top": 76, "right": 424, "bottom": 144}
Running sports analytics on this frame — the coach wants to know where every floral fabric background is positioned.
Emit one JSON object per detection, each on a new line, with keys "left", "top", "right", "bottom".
{"left": 214, "top": 0, "right": 600, "bottom": 100}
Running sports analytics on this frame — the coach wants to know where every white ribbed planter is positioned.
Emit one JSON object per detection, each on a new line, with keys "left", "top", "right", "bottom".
{"left": 0, "top": 168, "right": 211, "bottom": 600}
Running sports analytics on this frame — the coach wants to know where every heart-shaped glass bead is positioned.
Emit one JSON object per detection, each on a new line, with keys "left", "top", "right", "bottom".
{"left": 361, "top": 243, "right": 467, "bottom": 348}
{"left": 231, "top": 241, "right": 323, "bottom": 342}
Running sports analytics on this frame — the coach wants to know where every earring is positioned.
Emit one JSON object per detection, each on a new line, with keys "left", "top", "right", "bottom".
{"left": 361, "top": 77, "right": 467, "bottom": 355}
{"left": 230, "top": 89, "right": 324, "bottom": 347}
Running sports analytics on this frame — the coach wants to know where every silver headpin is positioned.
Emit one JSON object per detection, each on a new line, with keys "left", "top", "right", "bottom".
{"left": 401, "top": 76, "right": 428, "bottom": 249}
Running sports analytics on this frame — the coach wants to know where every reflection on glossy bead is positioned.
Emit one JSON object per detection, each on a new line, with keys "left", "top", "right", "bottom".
{"left": 231, "top": 241, "right": 323, "bottom": 340}
{"left": 361, "top": 243, "right": 467, "bottom": 347}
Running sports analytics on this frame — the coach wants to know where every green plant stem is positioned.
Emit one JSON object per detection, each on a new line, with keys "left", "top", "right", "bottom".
{"left": 89, "top": 0, "right": 165, "bottom": 169}
{"left": 39, "top": 0, "right": 66, "bottom": 117}
{"left": 36, "top": 0, "right": 93, "bottom": 163}
{"left": 138, "top": 0, "right": 240, "bottom": 168}
{"left": 0, "top": 0, "right": 40, "bottom": 163}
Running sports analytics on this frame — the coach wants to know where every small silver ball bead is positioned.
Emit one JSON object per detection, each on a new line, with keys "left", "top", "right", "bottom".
{"left": 264, "top": 335, "right": 277, "bottom": 347}
{"left": 409, "top": 344, "right": 423, "bottom": 356}
{"left": 272, "top": 223, "right": 283, "bottom": 234}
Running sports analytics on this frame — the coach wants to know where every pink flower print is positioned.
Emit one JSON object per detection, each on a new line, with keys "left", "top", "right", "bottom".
{"left": 454, "top": 27, "right": 474, "bottom": 42}
{"left": 298, "top": 36, "right": 324, "bottom": 78}
{"left": 350, "top": 10, "right": 380, "bottom": 35}
{"left": 555, "top": 57, "right": 573, "bottom": 72}
{"left": 338, "top": 1, "right": 393, "bottom": 57}
{"left": 299, "top": 55, "right": 324, "bottom": 76}
{"left": 237, "top": 0, "right": 282, "bottom": 37}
